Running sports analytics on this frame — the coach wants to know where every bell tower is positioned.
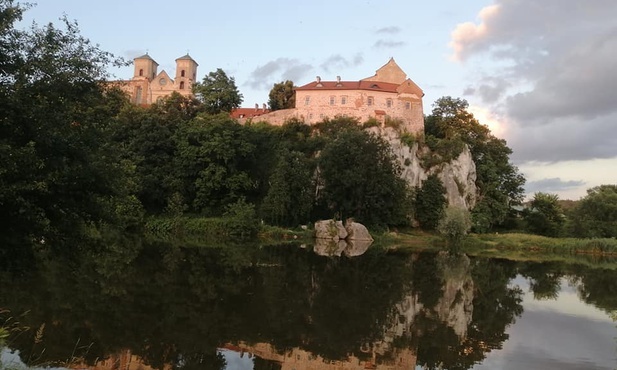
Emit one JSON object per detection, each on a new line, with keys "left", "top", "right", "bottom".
{"left": 175, "top": 54, "right": 199, "bottom": 92}
{"left": 133, "top": 53, "right": 159, "bottom": 81}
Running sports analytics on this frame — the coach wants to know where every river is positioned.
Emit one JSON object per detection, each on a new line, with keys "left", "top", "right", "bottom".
{"left": 0, "top": 237, "right": 615, "bottom": 369}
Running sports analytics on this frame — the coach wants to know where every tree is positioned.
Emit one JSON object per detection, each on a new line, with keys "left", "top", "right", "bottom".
{"left": 192, "top": 68, "right": 243, "bottom": 114}
{"left": 415, "top": 174, "right": 446, "bottom": 230}
{"left": 438, "top": 206, "right": 472, "bottom": 252}
{"left": 261, "top": 149, "right": 314, "bottom": 226}
{"left": 426, "top": 97, "right": 525, "bottom": 232}
{"left": 317, "top": 127, "right": 410, "bottom": 227}
{"left": 268, "top": 80, "right": 295, "bottom": 111}
{"left": 174, "top": 115, "right": 256, "bottom": 215}
{"left": 569, "top": 185, "right": 617, "bottom": 238}
{"left": 524, "top": 192, "right": 564, "bottom": 237}
{"left": 0, "top": 2, "right": 141, "bottom": 252}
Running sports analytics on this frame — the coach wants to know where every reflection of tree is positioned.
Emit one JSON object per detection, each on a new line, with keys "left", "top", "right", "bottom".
{"left": 5, "top": 241, "right": 615, "bottom": 370}
{"left": 414, "top": 258, "right": 523, "bottom": 370}
{"left": 0, "top": 240, "right": 414, "bottom": 366}
{"left": 519, "top": 262, "right": 564, "bottom": 300}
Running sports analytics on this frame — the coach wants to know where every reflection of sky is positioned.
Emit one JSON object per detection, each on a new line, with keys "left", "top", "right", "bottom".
{"left": 220, "top": 349, "right": 254, "bottom": 370}
{"left": 473, "top": 276, "right": 617, "bottom": 370}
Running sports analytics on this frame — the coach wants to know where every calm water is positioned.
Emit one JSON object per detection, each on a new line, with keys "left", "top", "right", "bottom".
{"left": 0, "top": 238, "right": 616, "bottom": 370}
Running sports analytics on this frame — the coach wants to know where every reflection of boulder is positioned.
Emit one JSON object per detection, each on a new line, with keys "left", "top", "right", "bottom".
{"left": 344, "top": 219, "right": 374, "bottom": 242}
{"left": 314, "top": 238, "right": 348, "bottom": 257}
{"left": 314, "top": 219, "right": 374, "bottom": 257}
{"left": 343, "top": 239, "right": 373, "bottom": 257}
{"left": 315, "top": 220, "right": 347, "bottom": 241}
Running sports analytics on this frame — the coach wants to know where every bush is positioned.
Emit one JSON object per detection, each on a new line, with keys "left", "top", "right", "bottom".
{"left": 400, "top": 132, "right": 416, "bottom": 148}
{"left": 438, "top": 206, "right": 472, "bottom": 253}
{"left": 223, "top": 198, "right": 260, "bottom": 238}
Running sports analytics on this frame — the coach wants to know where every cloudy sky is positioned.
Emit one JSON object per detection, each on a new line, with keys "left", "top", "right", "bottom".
{"left": 20, "top": 0, "right": 617, "bottom": 200}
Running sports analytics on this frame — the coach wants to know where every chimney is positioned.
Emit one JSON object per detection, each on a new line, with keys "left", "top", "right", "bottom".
{"left": 336, "top": 76, "right": 341, "bottom": 83}
{"left": 316, "top": 76, "right": 321, "bottom": 83}
{"left": 255, "top": 103, "right": 259, "bottom": 110}
{"left": 263, "top": 103, "right": 267, "bottom": 111}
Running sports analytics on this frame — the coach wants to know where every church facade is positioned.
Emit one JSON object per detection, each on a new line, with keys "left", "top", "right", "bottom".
{"left": 116, "top": 53, "right": 198, "bottom": 105}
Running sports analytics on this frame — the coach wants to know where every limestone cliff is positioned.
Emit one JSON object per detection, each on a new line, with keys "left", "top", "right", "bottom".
{"left": 367, "top": 127, "right": 477, "bottom": 210}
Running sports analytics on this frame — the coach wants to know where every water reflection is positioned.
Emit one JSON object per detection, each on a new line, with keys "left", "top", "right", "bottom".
{"left": 0, "top": 238, "right": 616, "bottom": 370}
{"left": 312, "top": 238, "right": 373, "bottom": 257}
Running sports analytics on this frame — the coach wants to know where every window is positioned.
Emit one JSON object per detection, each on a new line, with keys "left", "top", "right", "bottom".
{"left": 304, "top": 96, "right": 310, "bottom": 105}
{"left": 139, "top": 69, "right": 143, "bottom": 76}
{"left": 367, "top": 96, "right": 374, "bottom": 106}
{"left": 341, "top": 96, "right": 347, "bottom": 105}
{"left": 329, "top": 96, "right": 335, "bottom": 105}
{"left": 405, "top": 101, "right": 411, "bottom": 110}
{"left": 386, "top": 99, "right": 392, "bottom": 108}
{"left": 179, "top": 81, "right": 185, "bottom": 89}
{"left": 181, "top": 70, "right": 185, "bottom": 77}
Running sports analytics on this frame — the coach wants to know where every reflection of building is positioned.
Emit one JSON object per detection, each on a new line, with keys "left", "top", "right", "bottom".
{"left": 115, "top": 53, "right": 198, "bottom": 105}
{"left": 222, "top": 342, "right": 417, "bottom": 370}
{"left": 242, "top": 59, "right": 425, "bottom": 133}
{"left": 69, "top": 349, "right": 171, "bottom": 370}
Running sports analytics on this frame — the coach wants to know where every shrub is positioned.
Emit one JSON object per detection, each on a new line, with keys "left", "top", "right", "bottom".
{"left": 400, "top": 132, "right": 416, "bottom": 148}
{"left": 438, "top": 206, "right": 472, "bottom": 253}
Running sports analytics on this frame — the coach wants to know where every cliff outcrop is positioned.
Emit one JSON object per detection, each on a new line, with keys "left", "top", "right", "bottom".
{"left": 367, "top": 127, "right": 477, "bottom": 210}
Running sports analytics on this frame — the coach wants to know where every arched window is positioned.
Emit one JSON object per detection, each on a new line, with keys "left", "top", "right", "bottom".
{"left": 181, "top": 70, "right": 185, "bottom": 77}
{"left": 139, "top": 69, "right": 143, "bottom": 76}
{"left": 179, "top": 81, "right": 185, "bottom": 90}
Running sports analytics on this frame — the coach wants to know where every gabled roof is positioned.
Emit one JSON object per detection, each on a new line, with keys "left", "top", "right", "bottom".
{"left": 153, "top": 70, "right": 174, "bottom": 85}
{"left": 295, "top": 80, "right": 400, "bottom": 93}
{"left": 135, "top": 53, "right": 159, "bottom": 65}
{"left": 175, "top": 54, "right": 199, "bottom": 66}
{"left": 397, "top": 78, "right": 424, "bottom": 97}
{"left": 361, "top": 58, "right": 407, "bottom": 85}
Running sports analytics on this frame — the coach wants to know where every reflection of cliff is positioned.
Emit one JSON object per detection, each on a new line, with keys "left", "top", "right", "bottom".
{"left": 226, "top": 253, "right": 474, "bottom": 370}
{"left": 68, "top": 350, "right": 170, "bottom": 370}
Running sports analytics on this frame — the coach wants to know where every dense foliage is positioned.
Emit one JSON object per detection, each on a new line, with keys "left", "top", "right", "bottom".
{"left": 268, "top": 80, "right": 296, "bottom": 111}
{"left": 425, "top": 97, "right": 525, "bottom": 232}
{"left": 192, "top": 68, "right": 243, "bottom": 114}
{"left": 0, "top": 1, "right": 142, "bottom": 255}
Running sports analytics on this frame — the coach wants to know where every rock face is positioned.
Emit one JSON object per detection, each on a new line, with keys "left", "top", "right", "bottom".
{"left": 344, "top": 219, "right": 374, "bottom": 241}
{"left": 313, "top": 219, "right": 373, "bottom": 257}
{"left": 314, "top": 220, "right": 347, "bottom": 241}
{"left": 367, "top": 126, "right": 477, "bottom": 210}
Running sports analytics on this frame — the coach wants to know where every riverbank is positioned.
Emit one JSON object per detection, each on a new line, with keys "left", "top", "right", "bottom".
{"left": 381, "top": 230, "right": 617, "bottom": 268}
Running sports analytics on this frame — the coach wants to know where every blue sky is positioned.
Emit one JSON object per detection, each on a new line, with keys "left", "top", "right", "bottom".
{"left": 20, "top": 0, "right": 617, "bottom": 200}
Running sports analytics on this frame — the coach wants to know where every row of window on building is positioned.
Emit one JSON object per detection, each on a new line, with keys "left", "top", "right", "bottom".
{"left": 304, "top": 95, "right": 412, "bottom": 109}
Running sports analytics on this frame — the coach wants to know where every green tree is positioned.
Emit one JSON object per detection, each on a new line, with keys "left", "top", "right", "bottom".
{"left": 415, "top": 174, "right": 446, "bottom": 230}
{"left": 268, "top": 80, "right": 296, "bottom": 111}
{"left": 0, "top": 2, "right": 140, "bottom": 252}
{"left": 192, "top": 68, "right": 243, "bottom": 114}
{"left": 426, "top": 97, "right": 525, "bottom": 232}
{"left": 524, "top": 192, "right": 564, "bottom": 237}
{"left": 174, "top": 115, "right": 256, "bottom": 215}
{"left": 437, "top": 206, "right": 472, "bottom": 252}
{"left": 569, "top": 185, "right": 617, "bottom": 238}
{"left": 317, "top": 127, "right": 410, "bottom": 227}
{"left": 261, "top": 149, "right": 314, "bottom": 226}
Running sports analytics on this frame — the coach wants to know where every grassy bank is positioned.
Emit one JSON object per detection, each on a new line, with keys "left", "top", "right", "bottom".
{"left": 382, "top": 230, "right": 617, "bottom": 268}
{"left": 145, "top": 216, "right": 313, "bottom": 244}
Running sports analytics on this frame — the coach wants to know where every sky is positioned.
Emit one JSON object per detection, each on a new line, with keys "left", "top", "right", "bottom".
{"left": 18, "top": 0, "right": 617, "bottom": 200}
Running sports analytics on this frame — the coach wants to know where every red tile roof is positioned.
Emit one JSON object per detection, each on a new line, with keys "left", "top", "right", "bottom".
{"left": 231, "top": 107, "right": 270, "bottom": 119}
{"left": 295, "top": 80, "right": 400, "bottom": 93}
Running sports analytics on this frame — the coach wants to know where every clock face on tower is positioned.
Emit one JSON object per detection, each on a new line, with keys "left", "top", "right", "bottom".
{"left": 159, "top": 78, "right": 167, "bottom": 86}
